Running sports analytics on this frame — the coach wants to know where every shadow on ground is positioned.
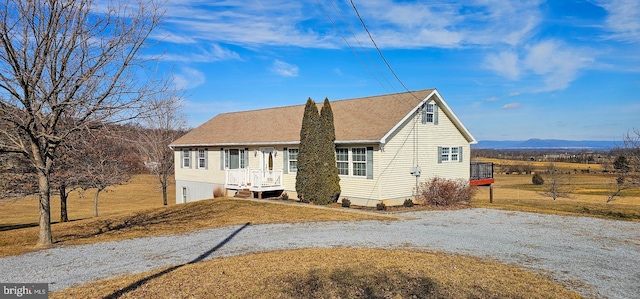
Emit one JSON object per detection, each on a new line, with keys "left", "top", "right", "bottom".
{"left": 103, "top": 222, "right": 251, "bottom": 299}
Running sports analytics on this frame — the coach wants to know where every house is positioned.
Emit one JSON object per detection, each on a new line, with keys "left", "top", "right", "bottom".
{"left": 169, "top": 89, "right": 477, "bottom": 206}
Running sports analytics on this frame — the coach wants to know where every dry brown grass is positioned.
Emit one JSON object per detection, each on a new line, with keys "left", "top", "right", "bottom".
{"left": 475, "top": 157, "right": 604, "bottom": 171}
{"left": 52, "top": 248, "right": 582, "bottom": 299}
{"left": 472, "top": 171, "right": 640, "bottom": 220}
{"left": 0, "top": 175, "right": 389, "bottom": 257}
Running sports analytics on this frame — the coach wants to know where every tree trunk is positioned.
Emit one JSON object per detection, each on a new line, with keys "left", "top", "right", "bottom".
{"left": 162, "top": 184, "right": 168, "bottom": 206}
{"left": 37, "top": 172, "right": 53, "bottom": 247}
{"left": 60, "top": 184, "right": 69, "bottom": 222}
{"left": 94, "top": 189, "right": 101, "bottom": 217}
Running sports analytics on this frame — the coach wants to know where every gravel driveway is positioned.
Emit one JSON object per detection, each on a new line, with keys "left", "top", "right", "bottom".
{"left": 1, "top": 208, "right": 639, "bottom": 298}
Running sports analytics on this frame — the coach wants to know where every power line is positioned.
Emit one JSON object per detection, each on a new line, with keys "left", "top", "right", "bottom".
{"left": 326, "top": 0, "right": 399, "bottom": 94}
{"left": 349, "top": 0, "right": 420, "bottom": 101}
{"left": 314, "top": 0, "right": 392, "bottom": 95}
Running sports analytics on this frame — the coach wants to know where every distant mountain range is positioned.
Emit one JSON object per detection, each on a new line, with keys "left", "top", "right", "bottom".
{"left": 472, "top": 139, "right": 620, "bottom": 150}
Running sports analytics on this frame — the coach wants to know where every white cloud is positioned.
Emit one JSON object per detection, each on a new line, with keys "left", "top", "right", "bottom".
{"left": 484, "top": 51, "right": 521, "bottom": 80}
{"left": 484, "top": 40, "right": 593, "bottom": 91}
{"left": 523, "top": 40, "right": 593, "bottom": 91}
{"left": 502, "top": 103, "right": 520, "bottom": 110}
{"left": 271, "top": 60, "right": 299, "bottom": 77}
{"left": 173, "top": 67, "right": 206, "bottom": 90}
{"left": 595, "top": 0, "right": 640, "bottom": 42}
{"left": 161, "top": 44, "right": 241, "bottom": 63}
{"left": 508, "top": 92, "right": 520, "bottom": 97}
{"left": 485, "top": 97, "right": 500, "bottom": 102}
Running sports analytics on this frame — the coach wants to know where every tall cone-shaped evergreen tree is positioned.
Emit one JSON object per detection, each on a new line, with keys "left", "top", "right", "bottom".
{"left": 296, "top": 98, "right": 320, "bottom": 202}
{"left": 318, "top": 98, "right": 340, "bottom": 204}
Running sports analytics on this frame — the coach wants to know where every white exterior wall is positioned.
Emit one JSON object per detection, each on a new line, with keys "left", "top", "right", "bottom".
{"left": 375, "top": 103, "right": 470, "bottom": 206}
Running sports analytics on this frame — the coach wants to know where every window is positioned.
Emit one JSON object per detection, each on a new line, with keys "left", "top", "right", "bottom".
{"left": 181, "top": 187, "right": 187, "bottom": 203}
{"left": 224, "top": 149, "right": 246, "bottom": 169}
{"left": 440, "top": 147, "right": 450, "bottom": 162}
{"left": 424, "top": 103, "right": 434, "bottom": 123}
{"left": 439, "top": 146, "right": 462, "bottom": 163}
{"left": 352, "top": 147, "right": 367, "bottom": 177}
{"left": 182, "top": 149, "right": 191, "bottom": 168}
{"left": 450, "top": 147, "right": 459, "bottom": 162}
{"left": 197, "top": 149, "right": 207, "bottom": 169}
{"left": 288, "top": 148, "right": 298, "bottom": 172}
{"left": 336, "top": 148, "right": 349, "bottom": 175}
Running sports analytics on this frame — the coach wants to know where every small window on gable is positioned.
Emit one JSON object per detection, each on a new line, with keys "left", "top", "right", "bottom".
{"left": 425, "top": 103, "right": 434, "bottom": 123}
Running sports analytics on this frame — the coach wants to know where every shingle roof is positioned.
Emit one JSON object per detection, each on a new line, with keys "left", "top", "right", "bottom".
{"left": 171, "top": 89, "right": 438, "bottom": 147}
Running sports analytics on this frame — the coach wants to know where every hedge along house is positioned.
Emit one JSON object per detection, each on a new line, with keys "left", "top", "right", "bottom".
{"left": 169, "top": 89, "right": 477, "bottom": 207}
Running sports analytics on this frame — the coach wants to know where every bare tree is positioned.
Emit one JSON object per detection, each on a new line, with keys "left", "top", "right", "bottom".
{"left": 539, "top": 162, "right": 573, "bottom": 200}
{"left": 608, "top": 129, "right": 640, "bottom": 202}
{"left": 78, "top": 128, "right": 134, "bottom": 217}
{"left": 136, "top": 95, "right": 187, "bottom": 205}
{"left": 0, "top": 0, "right": 164, "bottom": 246}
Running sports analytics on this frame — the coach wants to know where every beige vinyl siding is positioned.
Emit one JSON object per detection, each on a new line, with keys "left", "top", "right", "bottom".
{"left": 174, "top": 148, "right": 225, "bottom": 184}
{"left": 336, "top": 146, "right": 381, "bottom": 205}
{"left": 377, "top": 102, "right": 470, "bottom": 202}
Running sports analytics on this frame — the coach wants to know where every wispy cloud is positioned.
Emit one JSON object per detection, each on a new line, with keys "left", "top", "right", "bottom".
{"left": 484, "top": 51, "right": 521, "bottom": 80}
{"left": 173, "top": 67, "right": 206, "bottom": 90}
{"left": 160, "top": 44, "right": 241, "bottom": 62}
{"left": 484, "top": 40, "right": 593, "bottom": 91}
{"left": 502, "top": 103, "right": 520, "bottom": 110}
{"left": 595, "top": 0, "right": 640, "bottom": 42}
{"left": 508, "top": 92, "right": 520, "bottom": 97}
{"left": 271, "top": 60, "right": 299, "bottom": 77}
{"left": 524, "top": 40, "right": 594, "bottom": 91}
{"left": 485, "top": 97, "right": 500, "bottom": 102}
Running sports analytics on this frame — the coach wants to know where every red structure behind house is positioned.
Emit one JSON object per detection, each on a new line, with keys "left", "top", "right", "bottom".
{"left": 470, "top": 162, "right": 495, "bottom": 202}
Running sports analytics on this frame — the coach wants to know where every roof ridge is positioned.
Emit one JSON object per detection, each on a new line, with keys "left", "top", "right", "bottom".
{"left": 217, "top": 89, "right": 435, "bottom": 116}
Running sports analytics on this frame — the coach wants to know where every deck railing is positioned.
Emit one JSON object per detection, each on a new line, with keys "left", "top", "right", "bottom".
{"left": 470, "top": 162, "right": 494, "bottom": 180}
{"left": 226, "top": 169, "right": 249, "bottom": 187}
{"left": 251, "top": 169, "right": 283, "bottom": 188}
{"left": 226, "top": 169, "right": 283, "bottom": 190}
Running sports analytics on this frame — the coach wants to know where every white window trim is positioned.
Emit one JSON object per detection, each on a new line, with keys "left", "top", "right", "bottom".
{"left": 182, "top": 149, "right": 191, "bottom": 168}
{"left": 287, "top": 148, "right": 299, "bottom": 173}
{"left": 197, "top": 149, "right": 207, "bottom": 169}
{"left": 335, "top": 147, "right": 368, "bottom": 177}
{"left": 224, "top": 148, "right": 246, "bottom": 170}
{"left": 425, "top": 103, "right": 434, "bottom": 123}
{"left": 336, "top": 147, "right": 350, "bottom": 176}
{"left": 440, "top": 146, "right": 460, "bottom": 163}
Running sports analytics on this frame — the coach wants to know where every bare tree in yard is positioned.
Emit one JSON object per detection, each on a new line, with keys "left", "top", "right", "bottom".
{"left": 77, "top": 127, "right": 137, "bottom": 217}
{"left": 539, "top": 162, "right": 573, "bottom": 200}
{"left": 136, "top": 95, "right": 186, "bottom": 206}
{"left": 608, "top": 129, "right": 640, "bottom": 202}
{"left": 0, "top": 0, "right": 164, "bottom": 246}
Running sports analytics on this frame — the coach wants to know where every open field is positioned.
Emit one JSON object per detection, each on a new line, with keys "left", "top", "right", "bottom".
{"left": 52, "top": 248, "right": 581, "bottom": 299}
{"left": 472, "top": 159, "right": 640, "bottom": 220}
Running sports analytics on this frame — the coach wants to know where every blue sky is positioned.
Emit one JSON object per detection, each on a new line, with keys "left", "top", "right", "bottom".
{"left": 148, "top": 0, "right": 639, "bottom": 141}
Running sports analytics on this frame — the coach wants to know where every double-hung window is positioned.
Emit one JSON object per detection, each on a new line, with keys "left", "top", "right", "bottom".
{"left": 197, "top": 149, "right": 207, "bottom": 169}
{"left": 182, "top": 149, "right": 191, "bottom": 168}
{"left": 352, "top": 148, "right": 367, "bottom": 177}
{"left": 224, "top": 149, "right": 246, "bottom": 169}
{"left": 439, "top": 146, "right": 462, "bottom": 163}
{"left": 288, "top": 148, "right": 298, "bottom": 172}
{"left": 424, "top": 103, "right": 434, "bottom": 123}
{"left": 336, "top": 148, "right": 349, "bottom": 175}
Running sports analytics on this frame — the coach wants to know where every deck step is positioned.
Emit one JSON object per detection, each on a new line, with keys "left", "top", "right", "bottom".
{"left": 234, "top": 189, "right": 252, "bottom": 198}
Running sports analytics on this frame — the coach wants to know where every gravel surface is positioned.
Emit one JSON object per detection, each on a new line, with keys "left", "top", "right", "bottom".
{"left": 1, "top": 208, "right": 639, "bottom": 298}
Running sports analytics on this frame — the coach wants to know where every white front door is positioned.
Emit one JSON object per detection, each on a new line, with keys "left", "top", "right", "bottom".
{"left": 260, "top": 147, "right": 275, "bottom": 172}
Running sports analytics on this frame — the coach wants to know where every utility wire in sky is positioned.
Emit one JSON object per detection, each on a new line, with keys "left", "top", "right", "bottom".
{"left": 349, "top": 0, "right": 420, "bottom": 101}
